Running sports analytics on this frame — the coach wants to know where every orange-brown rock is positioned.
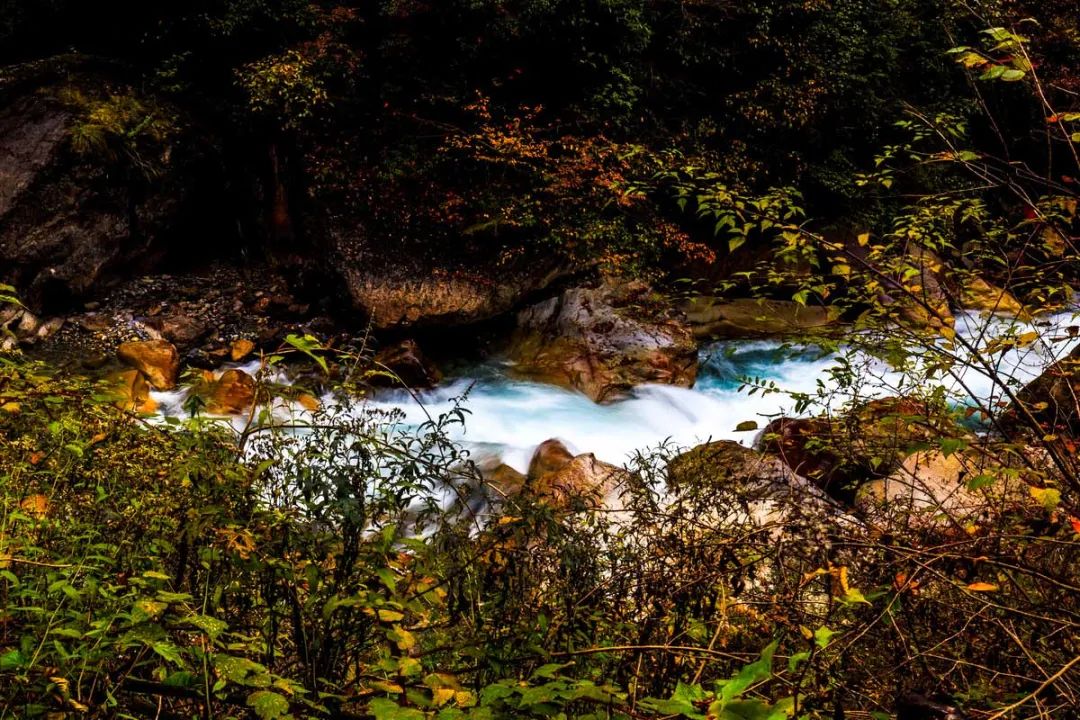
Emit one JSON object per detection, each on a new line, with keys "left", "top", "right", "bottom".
{"left": 117, "top": 339, "right": 180, "bottom": 390}
{"left": 206, "top": 369, "right": 257, "bottom": 415}
{"left": 230, "top": 338, "right": 257, "bottom": 362}
{"left": 758, "top": 397, "right": 961, "bottom": 503}
{"left": 109, "top": 369, "right": 158, "bottom": 414}
{"left": 509, "top": 280, "right": 697, "bottom": 403}
{"left": 525, "top": 439, "right": 626, "bottom": 509}
{"left": 526, "top": 439, "right": 576, "bottom": 481}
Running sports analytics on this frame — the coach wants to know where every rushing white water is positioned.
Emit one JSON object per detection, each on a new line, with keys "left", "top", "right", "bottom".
{"left": 151, "top": 307, "right": 1080, "bottom": 474}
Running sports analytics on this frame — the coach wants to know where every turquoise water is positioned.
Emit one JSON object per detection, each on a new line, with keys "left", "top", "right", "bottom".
{"left": 152, "top": 308, "right": 1080, "bottom": 474}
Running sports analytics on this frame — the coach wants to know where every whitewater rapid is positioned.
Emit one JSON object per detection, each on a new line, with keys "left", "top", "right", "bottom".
{"left": 152, "top": 308, "right": 1080, "bottom": 474}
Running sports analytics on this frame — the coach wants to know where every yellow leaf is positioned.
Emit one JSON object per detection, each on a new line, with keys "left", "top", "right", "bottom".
{"left": 1030, "top": 486, "right": 1062, "bottom": 511}
{"left": 497, "top": 516, "right": 521, "bottom": 526}
{"left": 966, "top": 582, "right": 999, "bottom": 592}
{"left": 837, "top": 566, "right": 850, "bottom": 594}
{"left": 392, "top": 626, "right": 416, "bottom": 651}
{"left": 378, "top": 609, "right": 405, "bottom": 623}
{"left": 857, "top": 232, "right": 870, "bottom": 246}
{"left": 1, "top": 402, "right": 19, "bottom": 414}
{"left": 398, "top": 657, "right": 422, "bottom": 677}
{"left": 433, "top": 688, "right": 456, "bottom": 706}
{"left": 369, "top": 680, "right": 403, "bottom": 694}
{"left": 1016, "top": 330, "right": 1039, "bottom": 348}
{"left": 454, "top": 690, "right": 477, "bottom": 708}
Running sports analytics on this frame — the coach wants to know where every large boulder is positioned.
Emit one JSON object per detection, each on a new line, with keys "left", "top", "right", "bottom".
{"left": 954, "top": 275, "right": 1026, "bottom": 316}
{"left": 523, "top": 439, "right": 628, "bottom": 509}
{"left": 508, "top": 280, "right": 698, "bottom": 402}
{"left": 681, "top": 297, "right": 840, "bottom": 340}
{"left": 665, "top": 440, "right": 842, "bottom": 534}
{"left": 1001, "top": 344, "right": 1080, "bottom": 438}
{"left": 856, "top": 449, "right": 1034, "bottom": 525}
{"left": 0, "top": 60, "right": 217, "bottom": 312}
{"left": 329, "top": 239, "right": 573, "bottom": 330}
{"left": 117, "top": 339, "right": 179, "bottom": 390}
{"left": 757, "top": 397, "right": 963, "bottom": 503}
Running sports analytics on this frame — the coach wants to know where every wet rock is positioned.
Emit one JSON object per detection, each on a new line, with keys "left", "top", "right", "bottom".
{"left": 206, "top": 369, "right": 257, "bottom": 415}
{"left": 892, "top": 246, "right": 954, "bottom": 330}
{"left": 230, "top": 338, "right": 257, "bottom": 362}
{"left": 117, "top": 339, "right": 180, "bottom": 390}
{"left": 523, "top": 439, "right": 627, "bottom": 509}
{"left": 144, "top": 312, "right": 209, "bottom": 349}
{"left": 371, "top": 339, "right": 442, "bottom": 388}
{"left": 667, "top": 440, "right": 801, "bottom": 492}
{"left": 681, "top": 297, "right": 840, "bottom": 340}
{"left": 955, "top": 276, "right": 1025, "bottom": 316}
{"left": 666, "top": 441, "right": 836, "bottom": 529}
{"left": 757, "top": 397, "right": 960, "bottom": 503}
{"left": 484, "top": 463, "right": 527, "bottom": 499}
{"left": 108, "top": 368, "right": 157, "bottom": 414}
{"left": 1001, "top": 343, "right": 1080, "bottom": 438}
{"left": 527, "top": 439, "right": 576, "bottom": 481}
{"left": 0, "top": 62, "right": 213, "bottom": 311}
{"left": 509, "top": 280, "right": 697, "bottom": 403}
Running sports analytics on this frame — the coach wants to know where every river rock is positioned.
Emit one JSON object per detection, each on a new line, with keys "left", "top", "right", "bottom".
{"left": 893, "top": 246, "right": 954, "bottom": 330}
{"left": 117, "top": 339, "right": 180, "bottom": 390}
{"left": 109, "top": 368, "right": 157, "bottom": 414}
{"left": 371, "top": 339, "right": 442, "bottom": 388}
{"left": 521, "top": 439, "right": 627, "bottom": 509}
{"left": 527, "top": 439, "right": 577, "bottom": 480}
{"left": 1001, "top": 343, "right": 1080, "bottom": 438}
{"left": 144, "top": 312, "right": 209, "bottom": 349}
{"left": 509, "top": 280, "right": 697, "bottom": 403}
{"left": 666, "top": 440, "right": 840, "bottom": 533}
{"left": 681, "top": 297, "right": 840, "bottom": 340}
{"left": 206, "top": 369, "right": 257, "bottom": 414}
{"left": 0, "top": 60, "right": 213, "bottom": 311}
{"left": 337, "top": 259, "right": 571, "bottom": 330}
{"left": 758, "top": 397, "right": 961, "bottom": 503}
{"left": 955, "top": 276, "right": 1025, "bottom": 316}
{"left": 230, "top": 338, "right": 256, "bottom": 362}
{"left": 856, "top": 449, "right": 1031, "bottom": 525}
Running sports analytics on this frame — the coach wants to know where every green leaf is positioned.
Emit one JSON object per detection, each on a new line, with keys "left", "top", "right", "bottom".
{"left": 0, "top": 649, "right": 27, "bottom": 671}
{"left": 787, "top": 651, "right": 810, "bottom": 672}
{"left": 370, "top": 698, "right": 425, "bottom": 720}
{"left": 939, "top": 437, "right": 968, "bottom": 457}
{"left": 247, "top": 690, "right": 291, "bottom": 720}
{"left": 150, "top": 640, "right": 186, "bottom": 666}
{"left": 719, "top": 641, "right": 776, "bottom": 706}
{"left": 814, "top": 626, "right": 838, "bottom": 649}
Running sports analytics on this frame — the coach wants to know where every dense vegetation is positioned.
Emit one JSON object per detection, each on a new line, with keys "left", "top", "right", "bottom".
{"left": 2, "top": 0, "right": 1080, "bottom": 718}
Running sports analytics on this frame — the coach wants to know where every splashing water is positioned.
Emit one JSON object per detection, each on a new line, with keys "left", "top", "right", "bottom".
{"left": 151, "top": 308, "right": 1080, "bottom": 474}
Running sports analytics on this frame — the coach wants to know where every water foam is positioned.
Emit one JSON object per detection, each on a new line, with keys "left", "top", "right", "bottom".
{"left": 151, "top": 307, "right": 1080, "bottom": 472}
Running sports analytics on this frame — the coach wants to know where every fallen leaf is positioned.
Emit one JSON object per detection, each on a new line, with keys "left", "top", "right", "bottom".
{"left": 966, "top": 582, "right": 999, "bottom": 592}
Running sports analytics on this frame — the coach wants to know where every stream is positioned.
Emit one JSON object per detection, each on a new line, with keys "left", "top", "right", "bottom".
{"left": 151, "top": 308, "right": 1080, "bottom": 474}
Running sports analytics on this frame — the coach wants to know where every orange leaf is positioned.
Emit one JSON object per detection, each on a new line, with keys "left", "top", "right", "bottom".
{"left": 966, "top": 582, "right": 999, "bottom": 592}
{"left": 1069, "top": 516, "right": 1080, "bottom": 535}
